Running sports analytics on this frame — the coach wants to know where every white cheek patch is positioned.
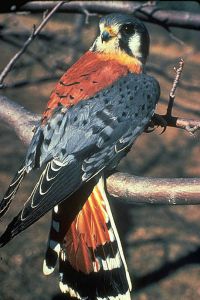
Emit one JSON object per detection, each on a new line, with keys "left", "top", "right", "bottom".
{"left": 128, "top": 33, "right": 141, "bottom": 58}
{"left": 90, "top": 36, "right": 119, "bottom": 54}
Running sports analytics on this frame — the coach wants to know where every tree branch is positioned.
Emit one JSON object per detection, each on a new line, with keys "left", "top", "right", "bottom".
{"left": 0, "top": 1, "right": 65, "bottom": 87}
{"left": 0, "top": 94, "right": 200, "bottom": 205}
{"left": 0, "top": 95, "right": 40, "bottom": 145}
{"left": 3, "top": 1, "right": 200, "bottom": 30}
{"left": 154, "top": 114, "right": 200, "bottom": 134}
{"left": 107, "top": 173, "right": 200, "bottom": 205}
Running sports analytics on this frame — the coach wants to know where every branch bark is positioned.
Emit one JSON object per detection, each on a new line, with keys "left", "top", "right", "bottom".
{"left": 154, "top": 114, "right": 200, "bottom": 134}
{"left": 0, "top": 94, "right": 200, "bottom": 205}
{"left": 107, "top": 173, "right": 200, "bottom": 205}
{"left": 0, "top": 95, "right": 40, "bottom": 145}
{"left": 3, "top": 1, "right": 200, "bottom": 30}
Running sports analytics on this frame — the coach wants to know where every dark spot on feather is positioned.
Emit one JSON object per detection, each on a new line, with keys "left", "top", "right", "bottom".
{"left": 45, "top": 138, "right": 51, "bottom": 146}
{"left": 122, "top": 112, "right": 127, "bottom": 117}
{"left": 60, "top": 81, "right": 80, "bottom": 86}
{"left": 83, "top": 120, "right": 87, "bottom": 125}
{"left": 135, "top": 112, "right": 138, "bottom": 117}
{"left": 74, "top": 116, "right": 78, "bottom": 122}
{"left": 42, "top": 116, "right": 47, "bottom": 123}
{"left": 92, "top": 125, "right": 101, "bottom": 134}
{"left": 92, "top": 81, "right": 98, "bottom": 84}
{"left": 59, "top": 95, "right": 68, "bottom": 99}
{"left": 105, "top": 104, "right": 113, "bottom": 110}
{"left": 147, "top": 94, "right": 151, "bottom": 99}
{"left": 61, "top": 149, "right": 66, "bottom": 155}
{"left": 47, "top": 124, "right": 51, "bottom": 131}
{"left": 69, "top": 95, "right": 74, "bottom": 100}
{"left": 80, "top": 73, "right": 90, "bottom": 77}
{"left": 57, "top": 120, "right": 62, "bottom": 127}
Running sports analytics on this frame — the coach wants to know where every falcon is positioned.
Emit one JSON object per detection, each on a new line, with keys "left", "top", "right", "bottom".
{"left": 0, "top": 13, "right": 160, "bottom": 300}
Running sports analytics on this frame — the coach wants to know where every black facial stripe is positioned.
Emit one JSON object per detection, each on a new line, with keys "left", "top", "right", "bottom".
{"left": 99, "top": 13, "right": 150, "bottom": 63}
{"left": 139, "top": 28, "right": 150, "bottom": 63}
{"left": 119, "top": 38, "right": 133, "bottom": 57}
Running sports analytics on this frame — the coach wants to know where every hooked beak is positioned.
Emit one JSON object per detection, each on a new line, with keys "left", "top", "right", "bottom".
{"left": 101, "top": 30, "right": 112, "bottom": 43}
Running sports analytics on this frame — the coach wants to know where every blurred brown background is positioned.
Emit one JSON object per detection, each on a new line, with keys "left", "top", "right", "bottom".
{"left": 0, "top": 1, "right": 200, "bottom": 299}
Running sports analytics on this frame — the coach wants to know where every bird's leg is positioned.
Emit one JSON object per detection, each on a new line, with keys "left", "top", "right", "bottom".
{"left": 145, "top": 113, "right": 167, "bottom": 134}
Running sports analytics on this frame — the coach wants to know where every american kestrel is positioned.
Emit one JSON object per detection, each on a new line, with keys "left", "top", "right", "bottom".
{"left": 0, "top": 13, "right": 160, "bottom": 299}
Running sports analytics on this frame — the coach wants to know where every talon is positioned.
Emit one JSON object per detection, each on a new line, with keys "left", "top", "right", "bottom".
{"left": 146, "top": 114, "right": 167, "bottom": 134}
{"left": 159, "top": 126, "right": 167, "bottom": 135}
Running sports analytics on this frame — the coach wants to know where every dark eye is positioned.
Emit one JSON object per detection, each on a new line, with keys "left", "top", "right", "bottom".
{"left": 121, "top": 23, "right": 135, "bottom": 35}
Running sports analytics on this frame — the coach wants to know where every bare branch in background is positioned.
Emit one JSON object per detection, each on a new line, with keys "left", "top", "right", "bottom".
{"left": 2, "top": 1, "right": 200, "bottom": 30}
{"left": 0, "top": 1, "right": 65, "bottom": 87}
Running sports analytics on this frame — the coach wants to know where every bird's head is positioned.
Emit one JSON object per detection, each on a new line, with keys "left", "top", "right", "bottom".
{"left": 90, "top": 13, "right": 150, "bottom": 69}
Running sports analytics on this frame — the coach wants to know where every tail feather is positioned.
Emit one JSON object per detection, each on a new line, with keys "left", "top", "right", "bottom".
{"left": 43, "top": 176, "right": 132, "bottom": 299}
{"left": 0, "top": 164, "right": 26, "bottom": 219}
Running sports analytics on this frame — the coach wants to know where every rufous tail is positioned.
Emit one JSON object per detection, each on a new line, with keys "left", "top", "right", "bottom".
{"left": 43, "top": 176, "right": 132, "bottom": 299}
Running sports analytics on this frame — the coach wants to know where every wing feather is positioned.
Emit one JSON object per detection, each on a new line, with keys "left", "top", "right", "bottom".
{"left": 0, "top": 158, "right": 82, "bottom": 247}
{"left": 0, "top": 72, "right": 160, "bottom": 248}
{"left": 0, "top": 164, "right": 26, "bottom": 219}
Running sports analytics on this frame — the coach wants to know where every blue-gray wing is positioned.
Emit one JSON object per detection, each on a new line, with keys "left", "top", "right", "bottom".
{"left": 0, "top": 73, "right": 160, "bottom": 246}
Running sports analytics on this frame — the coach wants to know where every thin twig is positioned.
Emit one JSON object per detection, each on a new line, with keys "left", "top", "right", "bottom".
{"left": 165, "top": 27, "right": 186, "bottom": 46}
{"left": 0, "top": 1, "right": 65, "bottom": 87}
{"left": 167, "top": 58, "right": 184, "bottom": 116}
{"left": 81, "top": 8, "right": 97, "bottom": 24}
{"left": 146, "top": 58, "right": 196, "bottom": 134}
